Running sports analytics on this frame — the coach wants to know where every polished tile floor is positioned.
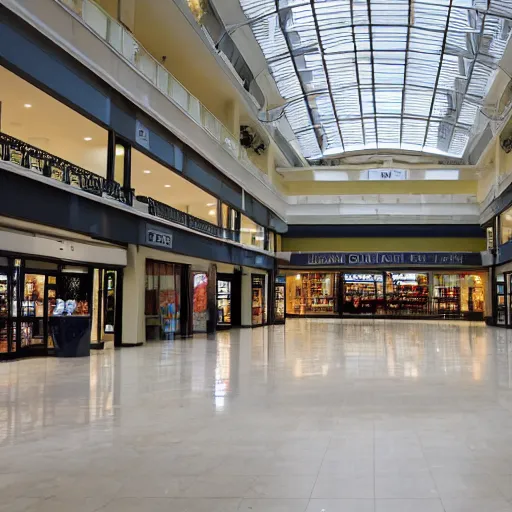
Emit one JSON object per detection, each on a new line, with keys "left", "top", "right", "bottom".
{"left": 1, "top": 319, "right": 512, "bottom": 511}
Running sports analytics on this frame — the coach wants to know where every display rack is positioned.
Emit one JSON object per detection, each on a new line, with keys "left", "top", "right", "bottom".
{"left": 387, "top": 285, "right": 429, "bottom": 315}
{"left": 291, "top": 273, "right": 335, "bottom": 314}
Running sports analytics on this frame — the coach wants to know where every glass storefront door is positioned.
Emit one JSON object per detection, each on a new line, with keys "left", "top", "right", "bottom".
{"left": 21, "top": 273, "right": 47, "bottom": 349}
{"left": 145, "top": 260, "right": 181, "bottom": 340}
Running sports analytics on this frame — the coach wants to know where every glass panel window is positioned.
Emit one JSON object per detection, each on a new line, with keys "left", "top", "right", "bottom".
{"left": 385, "top": 273, "right": 429, "bottom": 316}
{"left": 241, "top": 215, "right": 265, "bottom": 249}
{"left": 343, "top": 273, "right": 384, "bottom": 315}
{"left": 500, "top": 207, "right": 512, "bottom": 245}
{"left": 221, "top": 204, "right": 230, "bottom": 229}
{"left": 0, "top": 65, "right": 108, "bottom": 177}
{"left": 287, "top": 273, "right": 337, "bottom": 315}
{"left": 132, "top": 149, "right": 218, "bottom": 223}
{"left": 114, "top": 143, "right": 126, "bottom": 185}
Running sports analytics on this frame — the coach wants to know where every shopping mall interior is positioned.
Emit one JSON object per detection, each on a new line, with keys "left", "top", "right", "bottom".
{"left": 2, "top": 0, "right": 512, "bottom": 510}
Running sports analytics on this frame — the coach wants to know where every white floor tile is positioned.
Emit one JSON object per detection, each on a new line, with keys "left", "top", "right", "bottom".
{"left": 375, "top": 473, "right": 438, "bottom": 499}
{"left": 375, "top": 499, "right": 444, "bottom": 512}
{"left": 1, "top": 320, "right": 512, "bottom": 510}
{"left": 306, "top": 499, "right": 375, "bottom": 512}
{"left": 312, "top": 475, "right": 374, "bottom": 499}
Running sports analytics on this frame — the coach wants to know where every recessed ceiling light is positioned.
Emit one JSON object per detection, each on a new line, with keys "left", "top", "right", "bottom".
{"left": 143, "top": 170, "right": 151, "bottom": 174}
{"left": 206, "top": 202, "right": 215, "bottom": 207}
{"left": 208, "top": 209, "right": 216, "bottom": 216}
{"left": 164, "top": 184, "right": 171, "bottom": 188}
{"left": 115, "top": 146, "right": 125, "bottom": 156}
{"left": 23, "top": 104, "right": 32, "bottom": 108}
{"left": 83, "top": 137, "right": 92, "bottom": 141}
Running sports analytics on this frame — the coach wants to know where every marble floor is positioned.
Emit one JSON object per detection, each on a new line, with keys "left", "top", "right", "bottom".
{"left": 1, "top": 319, "right": 512, "bottom": 511}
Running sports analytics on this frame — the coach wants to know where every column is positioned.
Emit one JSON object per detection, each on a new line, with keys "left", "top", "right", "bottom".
{"left": 225, "top": 100, "right": 240, "bottom": 141}
{"left": 121, "top": 244, "right": 145, "bottom": 345}
{"left": 241, "top": 267, "right": 252, "bottom": 328}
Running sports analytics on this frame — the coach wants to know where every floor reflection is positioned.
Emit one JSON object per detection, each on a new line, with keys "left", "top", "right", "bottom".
{"left": 0, "top": 320, "right": 512, "bottom": 446}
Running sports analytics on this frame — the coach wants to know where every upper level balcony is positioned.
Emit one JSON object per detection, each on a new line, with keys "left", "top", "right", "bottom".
{"left": 4, "top": 0, "right": 287, "bottom": 219}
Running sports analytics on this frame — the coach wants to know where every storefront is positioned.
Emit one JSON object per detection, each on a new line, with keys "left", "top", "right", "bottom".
{"left": 0, "top": 224, "right": 127, "bottom": 359}
{"left": 282, "top": 252, "right": 486, "bottom": 321}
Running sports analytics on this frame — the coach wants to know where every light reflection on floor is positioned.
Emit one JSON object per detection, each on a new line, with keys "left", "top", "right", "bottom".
{"left": 0, "top": 319, "right": 512, "bottom": 511}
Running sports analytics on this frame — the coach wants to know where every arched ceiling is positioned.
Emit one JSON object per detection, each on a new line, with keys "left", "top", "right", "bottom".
{"left": 237, "top": 0, "right": 512, "bottom": 162}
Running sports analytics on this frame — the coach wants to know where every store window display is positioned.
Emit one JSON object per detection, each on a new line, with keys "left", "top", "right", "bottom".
{"left": 287, "top": 273, "right": 337, "bottom": 315}
{"left": 343, "top": 274, "right": 384, "bottom": 315}
{"left": 145, "top": 260, "right": 181, "bottom": 340}
{"left": 217, "top": 276, "right": 232, "bottom": 327}
{"left": 193, "top": 272, "right": 208, "bottom": 332}
{"left": 385, "top": 273, "right": 429, "bottom": 316}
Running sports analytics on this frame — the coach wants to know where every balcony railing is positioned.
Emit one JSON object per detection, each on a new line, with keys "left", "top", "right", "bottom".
{"left": 0, "top": 131, "right": 240, "bottom": 243}
{"left": 136, "top": 196, "right": 240, "bottom": 243}
{"left": 57, "top": 0, "right": 266, "bottom": 182}
{"left": 0, "top": 132, "right": 132, "bottom": 204}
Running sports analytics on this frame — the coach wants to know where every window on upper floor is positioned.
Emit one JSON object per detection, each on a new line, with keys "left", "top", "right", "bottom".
{"left": 500, "top": 207, "right": 512, "bottom": 245}
{"left": 0, "top": 64, "right": 108, "bottom": 178}
{"left": 131, "top": 148, "right": 218, "bottom": 224}
{"left": 240, "top": 214, "right": 265, "bottom": 250}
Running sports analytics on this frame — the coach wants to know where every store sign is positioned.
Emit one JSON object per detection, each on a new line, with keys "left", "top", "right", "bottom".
{"left": 368, "top": 169, "right": 407, "bottom": 180}
{"left": 290, "top": 252, "right": 482, "bottom": 267}
{"left": 391, "top": 273, "right": 419, "bottom": 283}
{"left": 146, "top": 229, "right": 173, "bottom": 248}
{"left": 345, "top": 274, "right": 383, "bottom": 282}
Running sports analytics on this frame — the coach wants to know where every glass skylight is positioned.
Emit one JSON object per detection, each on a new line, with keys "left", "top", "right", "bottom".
{"left": 239, "top": 0, "right": 512, "bottom": 160}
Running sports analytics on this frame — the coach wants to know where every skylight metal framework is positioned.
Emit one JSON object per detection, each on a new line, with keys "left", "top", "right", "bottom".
{"left": 239, "top": 0, "right": 512, "bottom": 160}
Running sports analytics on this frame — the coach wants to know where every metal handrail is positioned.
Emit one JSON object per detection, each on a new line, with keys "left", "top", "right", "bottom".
{"left": 0, "top": 132, "right": 132, "bottom": 204}
{"left": 136, "top": 196, "right": 239, "bottom": 242}
{"left": 0, "top": 132, "right": 241, "bottom": 243}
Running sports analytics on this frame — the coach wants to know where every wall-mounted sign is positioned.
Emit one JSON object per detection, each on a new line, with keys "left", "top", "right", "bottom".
{"left": 344, "top": 274, "right": 383, "bottom": 282}
{"left": 368, "top": 169, "right": 407, "bottom": 180}
{"left": 486, "top": 227, "right": 494, "bottom": 251}
{"left": 390, "top": 273, "right": 419, "bottom": 283}
{"left": 146, "top": 228, "right": 172, "bottom": 248}
{"left": 290, "top": 252, "right": 482, "bottom": 267}
{"left": 136, "top": 120, "right": 150, "bottom": 149}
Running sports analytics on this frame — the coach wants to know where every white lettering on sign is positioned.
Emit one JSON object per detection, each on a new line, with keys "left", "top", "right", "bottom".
{"left": 147, "top": 229, "right": 172, "bottom": 248}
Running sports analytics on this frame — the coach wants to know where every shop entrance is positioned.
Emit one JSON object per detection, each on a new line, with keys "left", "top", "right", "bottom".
{"left": 285, "top": 270, "right": 486, "bottom": 320}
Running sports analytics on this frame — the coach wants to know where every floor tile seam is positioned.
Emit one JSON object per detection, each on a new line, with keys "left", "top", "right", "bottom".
{"left": 308, "top": 436, "right": 333, "bottom": 501}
